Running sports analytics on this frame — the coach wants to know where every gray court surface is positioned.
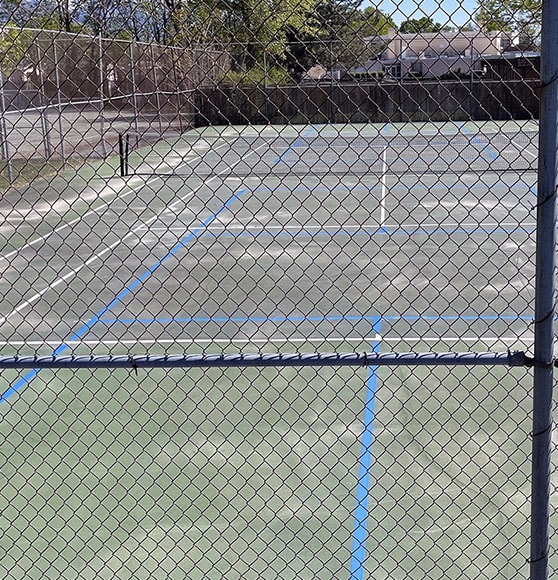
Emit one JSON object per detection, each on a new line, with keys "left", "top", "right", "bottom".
{"left": 0, "top": 121, "right": 546, "bottom": 578}
{"left": 0, "top": 120, "right": 538, "bottom": 352}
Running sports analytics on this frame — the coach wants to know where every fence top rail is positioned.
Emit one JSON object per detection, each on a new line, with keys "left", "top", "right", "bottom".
{"left": 0, "top": 26, "right": 190, "bottom": 51}
{"left": 0, "top": 351, "right": 527, "bottom": 370}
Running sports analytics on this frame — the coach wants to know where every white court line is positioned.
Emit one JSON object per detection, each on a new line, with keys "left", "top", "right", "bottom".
{"left": 0, "top": 141, "right": 230, "bottom": 264}
{"left": 508, "top": 140, "right": 538, "bottom": 158}
{"left": 0, "top": 233, "right": 144, "bottom": 326}
{"left": 0, "top": 336, "right": 382, "bottom": 347}
{"left": 137, "top": 220, "right": 536, "bottom": 233}
{"left": 383, "top": 220, "right": 536, "bottom": 229}
{"left": 141, "top": 224, "right": 384, "bottom": 232}
{"left": 381, "top": 336, "right": 532, "bottom": 343}
{"left": 380, "top": 145, "right": 388, "bottom": 227}
{"left": 0, "top": 143, "right": 268, "bottom": 326}
{"left": 0, "top": 335, "right": 532, "bottom": 347}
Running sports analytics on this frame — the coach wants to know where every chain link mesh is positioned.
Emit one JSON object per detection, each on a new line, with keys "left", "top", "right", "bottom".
{"left": 0, "top": 0, "right": 552, "bottom": 578}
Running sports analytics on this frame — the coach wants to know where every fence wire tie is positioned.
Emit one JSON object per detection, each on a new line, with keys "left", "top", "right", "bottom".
{"left": 533, "top": 191, "right": 557, "bottom": 210}
{"left": 530, "top": 423, "right": 552, "bottom": 438}
{"left": 532, "top": 301, "right": 557, "bottom": 325}
{"left": 523, "top": 355, "right": 555, "bottom": 369}
{"left": 129, "top": 355, "right": 138, "bottom": 375}
{"left": 538, "top": 71, "right": 558, "bottom": 91}
{"left": 527, "top": 548, "right": 550, "bottom": 564}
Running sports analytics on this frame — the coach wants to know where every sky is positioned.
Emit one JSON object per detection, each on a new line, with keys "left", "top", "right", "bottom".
{"left": 363, "top": 0, "right": 479, "bottom": 27}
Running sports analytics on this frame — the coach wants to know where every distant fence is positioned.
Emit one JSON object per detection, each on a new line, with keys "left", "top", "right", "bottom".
{"left": 0, "top": 28, "right": 540, "bottom": 168}
{"left": 0, "top": 28, "right": 230, "bottom": 166}
{"left": 1, "top": 28, "right": 230, "bottom": 107}
{"left": 194, "top": 80, "right": 540, "bottom": 126}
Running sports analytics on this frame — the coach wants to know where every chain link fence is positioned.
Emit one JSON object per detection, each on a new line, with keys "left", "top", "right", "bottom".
{"left": 0, "top": 28, "right": 230, "bottom": 168}
{"left": 0, "top": 0, "right": 554, "bottom": 579}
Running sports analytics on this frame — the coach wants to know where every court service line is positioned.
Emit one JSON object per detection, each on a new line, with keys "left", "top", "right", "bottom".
{"left": 0, "top": 141, "right": 230, "bottom": 264}
{"left": 191, "top": 223, "right": 535, "bottom": 240}
{"left": 0, "top": 142, "right": 269, "bottom": 327}
{"left": 253, "top": 181, "right": 534, "bottom": 196}
{"left": 98, "top": 312, "right": 532, "bottom": 326}
{"left": 140, "top": 220, "right": 536, "bottom": 233}
{"left": 0, "top": 336, "right": 385, "bottom": 347}
{"left": 0, "top": 335, "right": 530, "bottom": 348}
{"left": 381, "top": 336, "right": 532, "bottom": 344}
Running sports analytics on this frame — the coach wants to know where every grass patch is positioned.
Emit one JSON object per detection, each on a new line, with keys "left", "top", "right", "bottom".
{"left": 0, "top": 158, "right": 82, "bottom": 193}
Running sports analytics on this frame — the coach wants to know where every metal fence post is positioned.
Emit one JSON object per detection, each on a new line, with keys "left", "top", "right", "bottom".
{"left": 36, "top": 42, "right": 52, "bottom": 159}
{"left": 150, "top": 44, "right": 163, "bottom": 135}
{"left": 52, "top": 38, "right": 65, "bottom": 165}
{"left": 129, "top": 40, "right": 140, "bottom": 138}
{"left": 172, "top": 47, "right": 184, "bottom": 133}
{"left": 98, "top": 34, "right": 107, "bottom": 158}
{"left": 530, "top": 0, "right": 558, "bottom": 578}
{"left": 0, "top": 68, "right": 13, "bottom": 183}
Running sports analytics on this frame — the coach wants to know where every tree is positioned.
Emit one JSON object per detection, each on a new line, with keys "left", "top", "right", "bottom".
{"left": 0, "top": 0, "right": 84, "bottom": 30}
{"left": 81, "top": 0, "right": 138, "bottom": 38}
{"left": 286, "top": 1, "right": 394, "bottom": 76}
{"left": 0, "top": 25, "right": 35, "bottom": 74}
{"left": 399, "top": 17, "right": 451, "bottom": 33}
{"left": 361, "top": 6, "right": 395, "bottom": 37}
{"left": 331, "top": 6, "right": 395, "bottom": 67}
{"left": 215, "top": 0, "right": 321, "bottom": 82}
{"left": 475, "top": 0, "right": 540, "bottom": 45}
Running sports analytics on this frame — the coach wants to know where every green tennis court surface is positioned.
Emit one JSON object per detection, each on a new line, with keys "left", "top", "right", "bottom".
{"left": 0, "top": 121, "right": 538, "bottom": 577}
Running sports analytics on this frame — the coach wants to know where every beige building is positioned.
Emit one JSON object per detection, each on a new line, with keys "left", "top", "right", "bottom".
{"left": 356, "top": 29, "right": 515, "bottom": 79}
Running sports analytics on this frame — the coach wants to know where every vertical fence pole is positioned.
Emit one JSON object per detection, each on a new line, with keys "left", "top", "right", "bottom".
{"left": 530, "top": 0, "right": 558, "bottom": 578}
{"left": 263, "top": 51, "right": 267, "bottom": 90}
{"left": 150, "top": 44, "right": 163, "bottom": 135}
{"left": 172, "top": 47, "right": 184, "bottom": 133}
{"left": 129, "top": 41, "right": 140, "bottom": 138}
{"left": 36, "top": 42, "right": 52, "bottom": 159}
{"left": 0, "top": 69, "right": 13, "bottom": 183}
{"left": 52, "top": 39, "right": 66, "bottom": 165}
{"left": 98, "top": 35, "right": 107, "bottom": 158}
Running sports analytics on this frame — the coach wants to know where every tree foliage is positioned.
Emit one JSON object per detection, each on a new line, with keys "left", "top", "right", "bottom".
{"left": 475, "top": 0, "right": 540, "bottom": 44}
{"left": 0, "top": 0, "right": 396, "bottom": 81}
{"left": 399, "top": 17, "right": 451, "bottom": 33}
{"left": 0, "top": 25, "right": 34, "bottom": 73}
{"left": 285, "top": 0, "right": 394, "bottom": 76}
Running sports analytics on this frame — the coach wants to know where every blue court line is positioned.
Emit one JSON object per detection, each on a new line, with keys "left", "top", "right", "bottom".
{"left": 457, "top": 122, "right": 539, "bottom": 199}
{"left": 254, "top": 181, "right": 536, "bottom": 200}
{"left": 1, "top": 127, "right": 317, "bottom": 404}
{"left": 0, "top": 188, "right": 250, "bottom": 403}
{"left": 350, "top": 316, "right": 382, "bottom": 580}
{"left": 456, "top": 122, "right": 500, "bottom": 161}
{"left": 98, "top": 312, "right": 532, "bottom": 327}
{"left": 314, "top": 154, "right": 485, "bottom": 166}
{"left": 276, "top": 129, "right": 313, "bottom": 162}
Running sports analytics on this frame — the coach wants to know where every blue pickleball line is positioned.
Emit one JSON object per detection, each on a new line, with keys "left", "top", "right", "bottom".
{"left": 1, "top": 126, "right": 316, "bottom": 404}
{"left": 349, "top": 316, "right": 382, "bottom": 580}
